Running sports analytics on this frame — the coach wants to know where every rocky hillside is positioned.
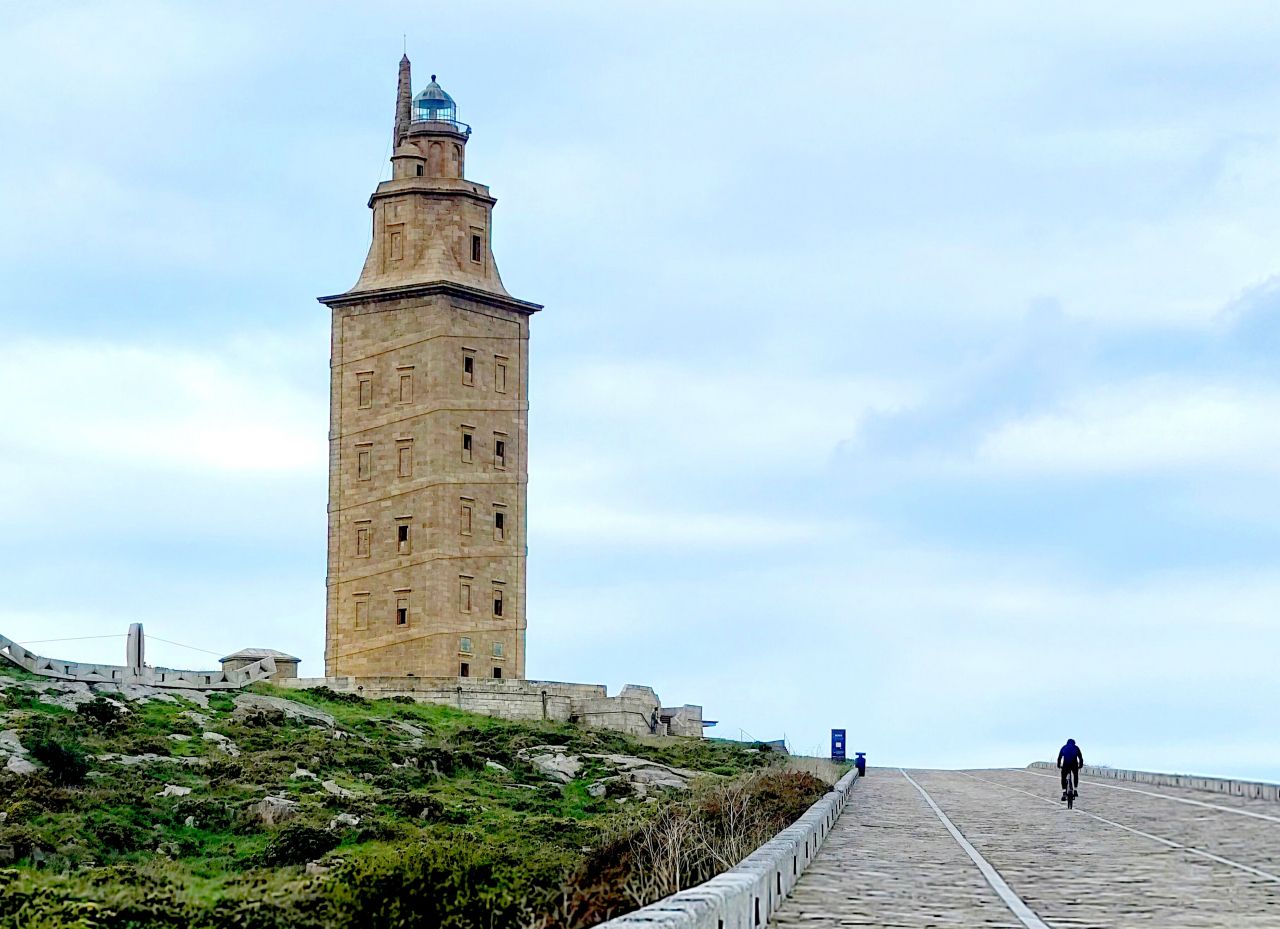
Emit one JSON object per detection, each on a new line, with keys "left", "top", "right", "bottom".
{"left": 0, "top": 664, "right": 826, "bottom": 929}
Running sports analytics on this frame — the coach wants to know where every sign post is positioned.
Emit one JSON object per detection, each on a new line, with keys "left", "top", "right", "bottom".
{"left": 831, "top": 728, "right": 846, "bottom": 763}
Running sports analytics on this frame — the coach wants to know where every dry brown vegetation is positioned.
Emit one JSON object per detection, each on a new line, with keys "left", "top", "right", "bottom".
{"left": 539, "top": 769, "right": 828, "bottom": 929}
{"left": 784, "top": 756, "right": 848, "bottom": 785}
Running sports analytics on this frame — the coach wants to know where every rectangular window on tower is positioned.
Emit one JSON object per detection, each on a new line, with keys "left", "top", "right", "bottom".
{"left": 493, "top": 588, "right": 504, "bottom": 617}
{"left": 355, "top": 524, "right": 370, "bottom": 558}
{"left": 461, "top": 431, "right": 473, "bottom": 463}
{"left": 397, "top": 441, "right": 413, "bottom": 478}
{"left": 398, "top": 372, "right": 413, "bottom": 404}
{"left": 460, "top": 501, "right": 473, "bottom": 536}
{"left": 471, "top": 233, "right": 482, "bottom": 263}
{"left": 493, "top": 666, "right": 503, "bottom": 679}
{"left": 459, "top": 579, "right": 473, "bottom": 613}
{"left": 493, "top": 509, "right": 505, "bottom": 542}
{"left": 493, "top": 641, "right": 504, "bottom": 658}
{"left": 460, "top": 637, "right": 472, "bottom": 654}
{"left": 355, "top": 599, "right": 369, "bottom": 631}
{"left": 460, "top": 662, "right": 469, "bottom": 677}
{"left": 387, "top": 223, "right": 405, "bottom": 262}
{"left": 495, "top": 359, "right": 507, "bottom": 393}
{"left": 358, "top": 374, "right": 373, "bottom": 409}
{"left": 357, "top": 445, "right": 372, "bottom": 481}
{"left": 462, "top": 353, "right": 475, "bottom": 386}
{"left": 396, "top": 598, "right": 409, "bottom": 626}
{"left": 494, "top": 436, "right": 507, "bottom": 470}
{"left": 397, "top": 523, "right": 411, "bottom": 555}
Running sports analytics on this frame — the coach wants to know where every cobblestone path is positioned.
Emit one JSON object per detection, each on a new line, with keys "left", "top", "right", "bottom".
{"left": 771, "top": 767, "right": 1280, "bottom": 927}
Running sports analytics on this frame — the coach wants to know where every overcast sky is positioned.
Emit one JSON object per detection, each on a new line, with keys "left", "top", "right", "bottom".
{"left": 3, "top": 2, "right": 1280, "bottom": 776}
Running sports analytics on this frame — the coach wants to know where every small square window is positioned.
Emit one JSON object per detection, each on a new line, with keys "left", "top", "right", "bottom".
{"left": 459, "top": 581, "right": 472, "bottom": 613}
{"left": 495, "top": 362, "right": 507, "bottom": 393}
{"left": 471, "top": 234, "right": 482, "bottom": 263}
{"left": 398, "top": 443, "right": 413, "bottom": 478}
{"left": 356, "top": 526, "right": 369, "bottom": 557}
{"left": 396, "top": 599, "right": 409, "bottom": 626}
{"left": 397, "top": 524, "right": 410, "bottom": 554}
{"left": 493, "top": 588, "right": 503, "bottom": 617}
{"left": 399, "top": 373, "right": 412, "bottom": 404}
{"left": 355, "top": 600, "right": 369, "bottom": 631}
{"left": 493, "top": 511, "right": 505, "bottom": 542}
{"left": 493, "top": 641, "right": 504, "bottom": 658}
{"left": 357, "top": 448, "right": 372, "bottom": 481}
{"left": 460, "top": 637, "right": 472, "bottom": 654}
{"left": 460, "top": 502, "right": 473, "bottom": 535}
{"left": 494, "top": 438, "right": 506, "bottom": 469}
{"left": 493, "top": 666, "right": 502, "bottom": 679}
{"left": 460, "top": 662, "right": 469, "bottom": 677}
{"left": 358, "top": 376, "right": 372, "bottom": 409}
{"left": 463, "top": 354, "right": 475, "bottom": 386}
{"left": 462, "top": 432, "right": 473, "bottom": 463}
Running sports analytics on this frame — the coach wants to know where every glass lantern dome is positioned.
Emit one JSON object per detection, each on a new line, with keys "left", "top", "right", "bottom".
{"left": 412, "top": 75, "right": 470, "bottom": 134}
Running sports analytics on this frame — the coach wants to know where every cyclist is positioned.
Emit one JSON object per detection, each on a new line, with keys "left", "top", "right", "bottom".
{"left": 1057, "top": 738, "right": 1084, "bottom": 801}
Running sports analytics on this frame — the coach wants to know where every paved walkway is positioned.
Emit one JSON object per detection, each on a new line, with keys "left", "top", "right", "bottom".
{"left": 771, "top": 767, "right": 1280, "bottom": 927}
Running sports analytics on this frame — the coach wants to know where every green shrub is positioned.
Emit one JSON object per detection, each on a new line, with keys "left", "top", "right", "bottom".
{"left": 123, "top": 736, "right": 171, "bottom": 757}
{"left": 302, "top": 686, "right": 368, "bottom": 706}
{"left": 0, "top": 824, "right": 38, "bottom": 858}
{"left": 27, "top": 738, "right": 88, "bottom": 787}
{"left": 382, "top": 791, "right": 444, "bottom": 821}
{"left": 327, "top": 839, "right": 559, "bottom": 929}
{"left": 259, "top": 823, "right": 340, "bottom": 866}
{"left": 4, "top": 800, "right": 44, "bottom": 824}
{"left": 92, "top": 819, "right": 144, "bottom": 853}
{"left": 76, "top": 697, "right": 122, "bottom": 727}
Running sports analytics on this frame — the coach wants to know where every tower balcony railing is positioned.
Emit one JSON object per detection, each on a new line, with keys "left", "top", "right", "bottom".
{"left": 410, "top": 115, "right": 472, "bottom": 137}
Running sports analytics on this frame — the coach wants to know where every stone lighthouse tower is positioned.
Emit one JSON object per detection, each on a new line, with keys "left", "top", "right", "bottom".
{"left": 319, "top": 57, "right": 540, "bottom": 681}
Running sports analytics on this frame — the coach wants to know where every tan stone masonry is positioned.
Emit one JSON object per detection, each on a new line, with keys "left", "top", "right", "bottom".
{"left": 319, "top": 58, "right": 540, "bottom": 680}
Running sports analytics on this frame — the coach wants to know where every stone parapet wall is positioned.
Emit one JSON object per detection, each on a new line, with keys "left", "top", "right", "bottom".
{"left": 1028, "top": 761, "right": 1280, "bottom": 802}
{"left": 597, "top": 768, "right": 859, "bottom": 929}
{"left": 0, "top": 633, "right": 277, "bottom": 692}
{"left": 278, "top": 676, "right": 705, "bottom": 738}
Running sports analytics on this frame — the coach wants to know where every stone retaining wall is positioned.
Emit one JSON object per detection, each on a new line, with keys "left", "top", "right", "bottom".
{"left": 597, "top": 768, "right": 859, "bottom": 929}
{"left": 278, "top": 676, "right": 706, "bottom": 738}
{"left": 1028, "top": 762, "right": 1280, "bottom": 801}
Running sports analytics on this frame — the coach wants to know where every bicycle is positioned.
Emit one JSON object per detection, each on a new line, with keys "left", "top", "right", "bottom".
{"left": 1062, "top": 767, "right": 1079, "bottom": 809}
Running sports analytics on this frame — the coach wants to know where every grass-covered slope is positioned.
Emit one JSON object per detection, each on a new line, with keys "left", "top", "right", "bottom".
{"left": 0, "top": 667, "right": 827, "bottom": 929}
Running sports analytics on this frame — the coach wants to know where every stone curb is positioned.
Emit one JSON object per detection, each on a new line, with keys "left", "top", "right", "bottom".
{"left": 1028, "top": 762, "right": 1280, "bottom": 802}
{"left": 597, "top": 767, "right": 859, "bottom": 929}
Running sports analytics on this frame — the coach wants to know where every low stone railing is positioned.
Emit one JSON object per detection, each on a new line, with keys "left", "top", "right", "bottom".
{"left": 1029, "top": 762, "right": 1280, "bottom": 802}
{"left": 597, "top": 767, "right": 859, "bottom": 929}
{"left": 0, "top": 633, "right": 277, "bottom": 691}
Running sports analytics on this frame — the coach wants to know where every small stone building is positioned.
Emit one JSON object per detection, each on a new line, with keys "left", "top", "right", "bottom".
{"left": 220, "top": 648, "right": 300, "bottom": 681}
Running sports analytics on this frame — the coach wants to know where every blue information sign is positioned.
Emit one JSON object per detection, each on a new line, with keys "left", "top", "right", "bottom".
{"left": 831, "top": 728, "right": 846, "bottom": 762}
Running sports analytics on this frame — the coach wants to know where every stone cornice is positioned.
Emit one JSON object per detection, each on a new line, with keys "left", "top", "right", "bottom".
{"left": 367, "top": 177, "right": 496, "bottom": 209}
{"left": 318, "top": 280, "right": 542, "bottom": 315}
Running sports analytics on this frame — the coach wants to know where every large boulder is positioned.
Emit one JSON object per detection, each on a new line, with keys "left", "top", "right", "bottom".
{"left": 252, "top": 795, "right": 302, "bottom": 826}
{"left": 518, "top": 746, "right": 583, "bottom": 783}
{"left": 233, "top": 694, "right": 335, "bottom": 728}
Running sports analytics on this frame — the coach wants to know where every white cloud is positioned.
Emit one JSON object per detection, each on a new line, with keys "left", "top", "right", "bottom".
{"left": 535, "top": 501, "right": 818, "bottom": 548}
{"left": 0, "top": 338, "right": 326, "bottom": 474}
{"left": 976, "top": 379, "right": 1280, "bottom": 475}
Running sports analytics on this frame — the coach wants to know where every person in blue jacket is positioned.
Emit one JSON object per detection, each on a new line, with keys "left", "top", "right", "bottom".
{"left": 1057, "top": 739, "right": 1084, "bottom": 800}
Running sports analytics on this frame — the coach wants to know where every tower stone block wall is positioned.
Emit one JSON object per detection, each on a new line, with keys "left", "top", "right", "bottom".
{"left": 320, "top": 59, "right": 540, "bottom": 681}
